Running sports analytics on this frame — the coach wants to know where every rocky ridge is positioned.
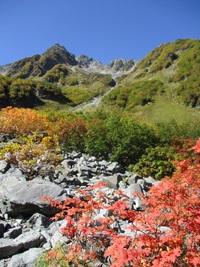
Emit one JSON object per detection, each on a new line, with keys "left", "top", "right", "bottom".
{"left": 0, "top": 44, "right": 136, "bottom": 78}
{"left": 76, "top": 54, "right": 136, "bottom": 77}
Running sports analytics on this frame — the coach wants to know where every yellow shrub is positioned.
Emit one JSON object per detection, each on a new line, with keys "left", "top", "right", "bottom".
{"left": 0, "top": 106, "right": 51, "bottom": 135}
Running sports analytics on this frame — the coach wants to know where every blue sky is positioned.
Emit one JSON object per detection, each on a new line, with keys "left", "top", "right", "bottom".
{"left": 0, "top": 0, "right": 200, "bottom": 65}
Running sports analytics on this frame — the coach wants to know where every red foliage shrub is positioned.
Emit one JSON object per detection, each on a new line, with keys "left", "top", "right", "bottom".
{"left": 46, "top": 139, "right": 200, "bottom": 266}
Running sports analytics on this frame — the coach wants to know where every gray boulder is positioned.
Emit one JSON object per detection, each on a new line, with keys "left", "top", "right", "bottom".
{"left": 0, "top": 239, "right": 23, "bottom": 259}
{"left": 0, "top": 178, "right": 68, "bottom": 217}
{"left": 15, "top": 230, "right": 46, "bottom": 251}
{"left": 144, "top": 176, "right": 160, "bottom": 187}
{"left": 0, "top": 167, "right": 26, "bottom": 186}
{"left": 3, "top": 226, "right": 22, "bottom": 239}
{"left": 102, "top": 174, "right": 123, "bottom": 189}
{"left": 0, "top": 161, "right": 10, "bottom": 174}
{"left": 7, "top": 247, "right": 45, "bottom": 267}
{"left": 0, "top": 220, "right": 9, "bottom": 238}
{"left": 26, "top": 213, "right": 52, "bottom": 230}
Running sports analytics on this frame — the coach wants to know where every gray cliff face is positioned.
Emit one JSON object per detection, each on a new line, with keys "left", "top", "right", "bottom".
{"left": 76, "top": 54, "right": 103, "bottom": 68}
{"left": 107, "top": 58, "right": 136, "bottom": 72}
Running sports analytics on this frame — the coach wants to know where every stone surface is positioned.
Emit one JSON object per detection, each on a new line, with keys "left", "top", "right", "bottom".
{"left": 3, "top": 226, "right": 22, "bottom": 239}
{"left": 0, "top": 239, "right": 23, "bottom": 259}
{"left": 26, "top": 213, "right": 51, "bottom": 230}
{"left": 7, "top": 247, "right": 45, "bottom": 267}
{"left": 0, "top": 161, "right": 10, "bottom": 174}
{"left": 15, "top": 230, "right": 46, "bottom": 251}
{"left": 0, "top": 178, "right": 68, "bottom": 217}
{"left": 0, "top": 221, "right": 8, "bottom": 238}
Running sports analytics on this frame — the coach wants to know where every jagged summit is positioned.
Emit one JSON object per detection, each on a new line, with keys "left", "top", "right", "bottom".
{"left": 75, "top": 54, "right": 136, "bottom": 76}
{"left": 43, "top": 43, "right": 77, "bottom": 66}
{"left": 107, "top": 58, "right": 135, "bottom": 72}
{"left": 76, "top": 54, "right": 102, "bottom": 68}
{"left": 3, "top": 44, "right": 78, "bottom": 77}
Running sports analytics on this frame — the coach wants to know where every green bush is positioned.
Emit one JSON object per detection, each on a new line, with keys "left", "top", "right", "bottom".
{"left": 84, "top": 118, "right": 111, "bottom": 159}
{"left": 106, "top": 116, "right": 159, "bottom": 166}
{"left": 131, "top": 145, "right": 178, "bottom": 180}
{"left": 44, "top": 64, "right": 69, "bottom": 84}
{"left": 0, "top": 75, "right": 11, "bottom": 100}
{"left": 84, "top": 115, "right": 159, "bottom": 167}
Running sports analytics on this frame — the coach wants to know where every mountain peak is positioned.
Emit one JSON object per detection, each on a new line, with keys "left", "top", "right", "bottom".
{"left": 44, "top": 43, "right": 69, "bottom": 54}
{"left": 43, "top": 43, "right": 78, "bottom": 67}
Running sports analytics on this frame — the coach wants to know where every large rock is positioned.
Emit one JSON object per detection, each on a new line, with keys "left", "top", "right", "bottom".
{"left": 7, "top": 247, "right": 45, "bottom": 267}
{"left": 0, "top": 178, "right": 68, "bottom": 217}
{"left": 0, "top": 239, "right": 23, "bottom": 259}
{"left": 0, "top": 166, "right": 26, "bottom": 186}
{"left": 3, "top": 226, "right": 22, "bottom": 239}
{"left": 26, "top": 213, "right": 52, "bottom": 230}
{"left": 122, "top": 183, "right": 145, "bottom": 211}
{"left": 15, "top": 230, "right": 46, "bottom": 251}
{"left": 102, "top": 174, "right": 123, "bottom": 189}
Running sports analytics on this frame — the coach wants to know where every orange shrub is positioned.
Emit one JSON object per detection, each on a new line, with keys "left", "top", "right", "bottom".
{"left": 49, "top": 115, "right": 87, "bottom": 151}
{"left": 0, "top": 106, "right": 51, "bottom": 135}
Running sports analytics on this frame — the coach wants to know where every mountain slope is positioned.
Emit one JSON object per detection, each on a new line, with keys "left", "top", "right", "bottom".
{"left": 4, "top": 44, "right": 77, "bottom": 78}
{"left": 0, "top": 44, "right": 135, "bottom": 109}
{"left": 100, "top": 38, "right": 200, "bottom": 124}
{"left": 0, "top": 39, "right": 200, "bottom": 127}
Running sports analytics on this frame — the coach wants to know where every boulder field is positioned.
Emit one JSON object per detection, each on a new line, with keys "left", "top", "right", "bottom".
{"left": 0, "top": 151, "right": 159, "bottom": 266}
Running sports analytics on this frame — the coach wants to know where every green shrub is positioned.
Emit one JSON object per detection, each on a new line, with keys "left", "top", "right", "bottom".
{"left": 35, "top": 249, "right": 69, "bottom": 267}
{"left": 131, "top": 145, "right": 178, "bottom": 180}
{"left": 106, "top": 116, "right": 159, "bottom": 166}
{"left": 44, "top": 64, "right": 69, "bottom": 84}
{"left": 84, "top": 115, "right": 159, "bottom": 167}
{"left": 9, "top": 79, "right": 36, "bottom": 99}
{"left": 84, "top": 118, "right": 111, "bottom": 159}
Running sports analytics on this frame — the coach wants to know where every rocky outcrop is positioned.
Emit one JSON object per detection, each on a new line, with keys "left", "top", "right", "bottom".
{"left": 0, "top": 152, "right": 159, "bottom": 266}
{"left": 76, "top": 54, "right": 136, "bottom": 76}
{"left": 0, "top": 65, "right": 11, "bottom": 75}
{"left": 76, "top": 54, "right": 103, "bottom": 69}
{"left": 107, "top": 58, "right": 135, "bottom": 72}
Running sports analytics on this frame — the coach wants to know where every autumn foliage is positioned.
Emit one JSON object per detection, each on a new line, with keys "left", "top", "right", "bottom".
{"left": 0, "top": 106, "right": 51, "bottom": 135}
{"left": 45, "top": 139, "right": 200, "bottom": 267}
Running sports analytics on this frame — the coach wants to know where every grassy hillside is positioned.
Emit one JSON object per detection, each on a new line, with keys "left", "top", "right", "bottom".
{"left": 101, "top": 39, "right": 200, "bottom": 125}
